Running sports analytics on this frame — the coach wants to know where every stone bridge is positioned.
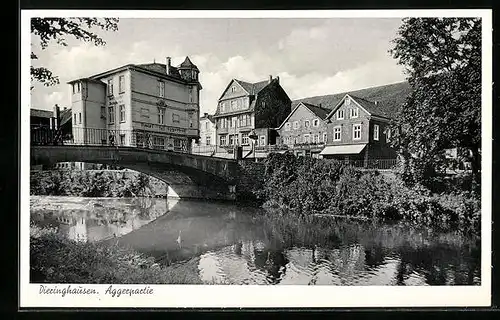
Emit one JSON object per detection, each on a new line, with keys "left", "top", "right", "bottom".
{"left": 30, "top": 145, "right": 240, "bottom": 201}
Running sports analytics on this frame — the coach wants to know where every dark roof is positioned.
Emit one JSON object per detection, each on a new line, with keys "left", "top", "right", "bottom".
{"left": 235, "top": 79, "right": 270, "bottom": 95}
{"left": 293, "top": 81, "right": 411, "bottom": 119}
{"left": 60, "top": 108, "right": 72, "bottom": 125}
{"left": 179, "top": 56, "right": 199, "bottom": 71}
{"left": 30, "top": 109, "right": 53, "bottom": 118}
{"left": 136, "top": 63, "right": 182, "bottom": 78}
{"left": 301, "top": 102, "right": 330, "bottom": 120}
{"left": 200, "top": 114, "right": 215, "bottom": 122}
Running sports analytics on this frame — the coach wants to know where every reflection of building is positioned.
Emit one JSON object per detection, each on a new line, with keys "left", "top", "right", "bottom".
{"left": 68, "top": 216, "right": 88, "bottom": 242}
{"left": 212, "top": 76, "right": 291, "bottom": 159}
{"left": 68, "top": 56, "right": 202, "bottom": 152}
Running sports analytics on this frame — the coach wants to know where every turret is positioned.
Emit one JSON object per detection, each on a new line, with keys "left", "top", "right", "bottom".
{"left": 178, "top": 56, "right": 199, "bottom": 82}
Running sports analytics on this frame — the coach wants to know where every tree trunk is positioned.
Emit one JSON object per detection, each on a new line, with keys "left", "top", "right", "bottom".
{"left": 470, "top": 147, "right": 480, "bottom": 194}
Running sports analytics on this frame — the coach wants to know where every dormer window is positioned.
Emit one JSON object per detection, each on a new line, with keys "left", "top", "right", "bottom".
{"left": 337, "top": 109, "right": 344, "bottom": 120}
{"left": 231, "top": 86, "right": 237, "bottom": 92}
{"left": 345, "top": 96, "right": 351, "bottom": 106}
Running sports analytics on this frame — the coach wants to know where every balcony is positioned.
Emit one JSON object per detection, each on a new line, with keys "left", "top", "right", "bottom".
{"left": 286, "top": 142, "right": 326, "bottom": 151}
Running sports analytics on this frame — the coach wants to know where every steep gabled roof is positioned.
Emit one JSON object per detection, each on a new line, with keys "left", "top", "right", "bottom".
{"left": 179, "top": 56, "right": 199, "bottom": 71}
{"left": 293, "top": 81, "right": 411, "bottom": 119}
{"left": 234, "top": 79, "right": 270, "bottom": 95}
{"left": 302, "top": 102, "right": 330, "bottom": 120}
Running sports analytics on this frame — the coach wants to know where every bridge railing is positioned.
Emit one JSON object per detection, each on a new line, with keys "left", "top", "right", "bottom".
{"left": 326, "top": 158, "right": 399, "bottom": 170}
{"left": 31, "top": 127, "right": 191, "bottom": 153}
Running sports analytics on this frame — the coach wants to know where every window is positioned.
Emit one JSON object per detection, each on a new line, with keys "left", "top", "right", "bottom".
{"left": 206, "top": 137, "right": 211, "bottom": 145}
{"left": 313, "top": 119, "right": 319, "bottom": 127}
{"left": 119, "top": 105, "right": 125, "bottom": 123}
{"left": 220, "top": 103, "right": 225, "bottom": 113}
{"left": 237, "top": 99, "right": 242, "bottom": 108}
{"left": 78, "top": 112, "right": 82, "bottom": 124}
{"left": 285, "top": 123, "right": 291, "bottom": 131}
{"left": 242, "top": 132, "right": 249, "bottom": 145}
{"left": 293, "top": 121, "right": 300, "bottom": 129}
{"left": 108, "top": 106, "right": 115, "bottom": 124}
{"left": 220, "top": 118, "right": 227, "bottom": 129}
{"left": 305, "top": 120, "right": 310, "bottom": 128}
{"left": 231, "top": 116, "right": 237, "bottom": 128}
{"left": 119, "top": 134, "right": 126, "bottom": 146}
{"left": 189, "top": 88, "right": 193, "bottom": 102}
{"left": 174, "top": 139, "right": 181, "bottom": 147}
{"left": 100, "top": 106, "right": 106, "bottom": 119}
{"left": 141, "top": 108, "right": 150, "bottom": 119}
{"left": 228, "top": 135, "right": 234, "bottom": 146}
{"left": 107, "top": 79, "right": 113, "bottom": 95}
{"left": 73, "top": 113, "right": 77, "bottom": 123}
{"left": 337, "top": 109, "right": 344, "bottom": 120}
{"left": 374, "top": 124, "right": 379, "bottom": 141}
{"left": 303, "top": 134, "right": 310, "bottom": 143}
{"left": 153, "top": 137, "right": 165, "bottom": 149}
{"left": 323, "top": 132, "right": 327, "bottom": 143}
{"left": 259, "top": 135, "right": 266, "bottom": 146}
{"left": 158, "top": 81, "right": 165, "bottom": 98}
{"left": 350, "top": 107, "right": 359, "bottom": 118}
{"left": 119, "top": 75, "right": 125, "bottom": 93}
{"left": 231, "top": 100, "right": 237, "bottom": 111}
{"left": 353, "top": 124, "right": 362, "bottom": 140}
{"left": 345, "top": 96, "right": 351, "bottom": 106}
{"left": 333, "top": 126, "right": 341, "bottom": 141}
{"left": 172, "top": 113, "right": 180, "bottom": 123}
{"left": 220, "top": 135, "right": 227, "bottom": 145}
{"left": 315, "top": 134, "right": 320, "bottom": 143}
{"left": 231, "top": 86, "right": 236, "bottom": 92}
{"left": 158, "top": 107, "right": 165, "bottom": 124}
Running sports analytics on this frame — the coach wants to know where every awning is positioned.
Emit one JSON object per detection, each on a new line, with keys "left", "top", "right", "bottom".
{"left": 319, "top": 144, "right": 367, "bottom": 156}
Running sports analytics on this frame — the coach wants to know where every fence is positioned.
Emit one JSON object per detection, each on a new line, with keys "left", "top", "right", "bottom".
{"left": 31, "top": 127, "right": 191, "bottom": 153}
{"left": 327, "top": 158, "right": 399, "bottom": 170}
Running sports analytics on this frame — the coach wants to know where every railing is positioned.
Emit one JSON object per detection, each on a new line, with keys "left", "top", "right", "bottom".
{"left": 286, "top": 142, "right": 326, "bottom": 150}
{"left": 327, "top": 158, "right": 399, "bottom": 170}
{"left": 254, "top": 144, "right": 289, "bottom": 152}
{"left": 31, "top": 127, "right": 191, "bottom": 153}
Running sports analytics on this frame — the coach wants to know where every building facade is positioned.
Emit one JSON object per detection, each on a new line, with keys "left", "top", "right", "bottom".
{"left": 212, "top": 76, "right": 291, "bottom": 159}
{"left": 68, "top": 56, "right": 202, "bottom": 152}
{"left": 320, "top": 94, "right": 396, "bottom": 161}
{"left": 276, "top": 102, "right": 330, "bottom": 158}
{"left": 198, "top": 113, "right": 216, "bottom": 146}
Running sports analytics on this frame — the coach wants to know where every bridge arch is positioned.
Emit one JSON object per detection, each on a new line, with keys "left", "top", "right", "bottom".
{"left": 30, "top": 145, "right": 239, "bottom": 201}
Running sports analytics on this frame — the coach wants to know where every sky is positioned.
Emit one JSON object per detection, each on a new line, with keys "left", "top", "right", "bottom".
{"left": 30, "top": 18, "right": 407, "bottom": 114}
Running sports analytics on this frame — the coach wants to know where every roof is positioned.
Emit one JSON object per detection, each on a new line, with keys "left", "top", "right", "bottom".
{"left": 301, "top": 102, "right": 330, "bottom": 120}
{"left": 319, "top": 144, "right": 367, "bottom": 155}
{"left": 293, "top": 81, "right": 411, "bottom": 119}
{"left": 234, "top": 79, "right": 270, "bottom": 95}
{"left": 179, "top": 56, "right": 199, "bottom": 71}
{"left": 136, "top": 63, "right": 182, "bottom": 78}
{"left": 60, "top": 108, "right": 72, "bottom": 125}
{"left": 30, "top": 108, "right": 53, "bottom": 119}
{"left": 200, "top": 114, "right": 215, "bottom": 122}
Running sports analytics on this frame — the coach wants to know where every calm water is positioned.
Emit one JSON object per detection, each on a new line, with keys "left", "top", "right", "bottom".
{"left": 30, "top": 196, "right": 481, "bottom": 285}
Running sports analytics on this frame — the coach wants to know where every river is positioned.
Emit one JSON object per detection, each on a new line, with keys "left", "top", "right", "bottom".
{"left": 30, "top": 196, "right": 481, "bottom": 285}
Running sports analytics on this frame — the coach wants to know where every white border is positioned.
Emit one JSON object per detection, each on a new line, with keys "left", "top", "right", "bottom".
{"left": 20, "top": 9, "right": 492, "bottom": 308}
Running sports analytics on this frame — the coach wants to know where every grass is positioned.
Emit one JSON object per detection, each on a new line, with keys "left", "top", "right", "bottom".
{"left": 30, "top": 224, "right": 203, "bottom": 284}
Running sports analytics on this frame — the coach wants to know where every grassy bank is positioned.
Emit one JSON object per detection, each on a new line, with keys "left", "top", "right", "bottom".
{"left": 258, "top": 153, "right": 480, "bottom": 234}
{"left": 30, "top": 170, "right": 166, "bottom": 198}
{"left": 30, "top": 225, "right": 202, "bottom": 284}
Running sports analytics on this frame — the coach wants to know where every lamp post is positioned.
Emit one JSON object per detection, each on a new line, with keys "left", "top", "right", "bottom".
{"left": 249, "top": 130, "right": 258, "bottom": 163}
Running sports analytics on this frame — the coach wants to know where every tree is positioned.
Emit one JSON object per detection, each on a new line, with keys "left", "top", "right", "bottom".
{"left": 389, "top": 18, "right": 481, "bottom": 190}
{"left": 31, "top": 18, "right": 119, "bottom": 87}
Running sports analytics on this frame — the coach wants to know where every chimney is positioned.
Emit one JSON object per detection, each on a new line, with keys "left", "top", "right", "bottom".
{"left": 268, "top": 75, "right": 272, "bottom": 83}
{"left": 166, "top": 57, "right": 171, "bottom": 75}
{"left": 276, "top": 76, "right": 279, "bottom": 83}
{"left": 204, "top": 112, "right": 208, "bottom": 117}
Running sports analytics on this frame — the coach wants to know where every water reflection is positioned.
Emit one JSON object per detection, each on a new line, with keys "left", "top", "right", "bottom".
{"left": 30, "top": 196, "right": 481, "bottom": 285}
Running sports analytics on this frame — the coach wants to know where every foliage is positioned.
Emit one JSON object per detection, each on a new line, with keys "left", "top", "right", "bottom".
{"left": 31, "top": 18, "right": 119, "bottom": 87}
{"left": 258, "top": 153, "right": 480, "bottom": 233}
{"left": 30, "top": 225, "right": 202, "bottom": 284}
{"left": 389, "top": 18, "right": 481, "bottom": 190}
{"left": 30, "top": 170, "right": 159, "bottom": 198}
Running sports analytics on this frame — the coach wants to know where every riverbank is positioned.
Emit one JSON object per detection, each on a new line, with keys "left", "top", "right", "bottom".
{"left": 30, "top": 224, "right": 204, "bottom": 284}
{"left": 257, "top": 153, "right": 480, "bottom": 234}
{"left": 30, "top": 170, "right": 167, "bottom": 198}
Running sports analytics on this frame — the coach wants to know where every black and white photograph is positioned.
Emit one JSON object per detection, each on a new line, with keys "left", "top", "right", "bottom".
{"left": 21, "top": 10, "right": 492, "bottom": 308}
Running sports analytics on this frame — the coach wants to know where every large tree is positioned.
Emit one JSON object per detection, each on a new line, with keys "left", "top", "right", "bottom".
{"left": 390, "top": 18, "right": 481, "bottom": 189}
{"left": 31, "top": 18, "right": 119, "bottom": 87}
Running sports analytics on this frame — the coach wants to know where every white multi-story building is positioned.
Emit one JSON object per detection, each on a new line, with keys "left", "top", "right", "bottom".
{"left": 198, "top": 113, "right": 216, "bottom": 146}
{"left": 68, "top": 56, "right": 202, "bottom": 152}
